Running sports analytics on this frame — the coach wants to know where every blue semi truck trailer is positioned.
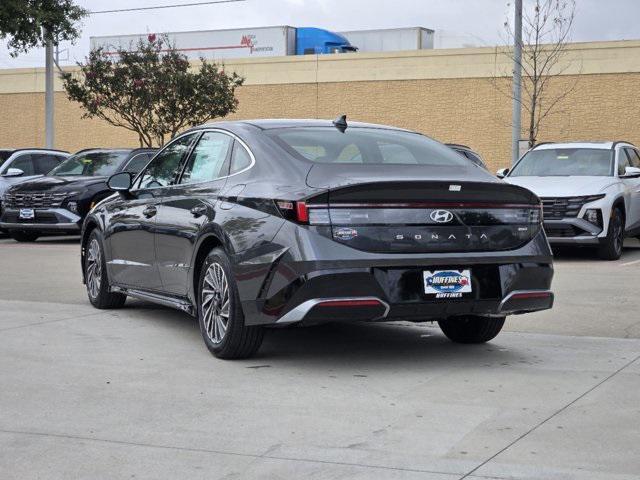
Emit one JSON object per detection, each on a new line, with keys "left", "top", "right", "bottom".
{"left": 91, "top": 26, "right": 357, "bottom": 60}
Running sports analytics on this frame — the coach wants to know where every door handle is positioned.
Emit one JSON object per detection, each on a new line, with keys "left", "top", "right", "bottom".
{"left": 190, "top": 205, "right": 207, "bottom": 217}
{"left": 143, "top": 205, "right": 157, "bottom": 218}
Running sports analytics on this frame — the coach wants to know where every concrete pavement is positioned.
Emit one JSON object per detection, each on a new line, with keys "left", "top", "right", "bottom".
{"left": 1, "top": 237, "right": 639, "bottom": 479}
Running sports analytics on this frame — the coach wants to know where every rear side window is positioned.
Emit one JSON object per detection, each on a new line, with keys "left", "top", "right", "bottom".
{"left": 267, "top": 127, "right": 469, "bottom": 166}
{"left": 33, "top": 154, "right": 64, "bottom": 174}
{"left": 10, "top": 154, "right": 35, "bottom": 175}
{"left": 230, "top": 142, "right": 253, "bottom": 174}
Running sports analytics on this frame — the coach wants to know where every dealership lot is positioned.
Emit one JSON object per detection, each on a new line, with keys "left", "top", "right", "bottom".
{"left": 1, "top": 237, "right": 639, "bottom": 479}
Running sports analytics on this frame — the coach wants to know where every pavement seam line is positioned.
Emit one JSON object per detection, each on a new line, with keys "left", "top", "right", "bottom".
{"left": 0, "top": 311, "right": 108, "bottom": 332}
{"left": 0, "top": 428, "right": 463, "bottom": 477}
{"left": 457, "top": 352, "right": 640, "bottom": 480}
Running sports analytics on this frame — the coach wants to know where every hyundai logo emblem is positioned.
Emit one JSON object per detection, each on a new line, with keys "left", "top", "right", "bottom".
{"left": 430, "top": 210, "right": 454, "bottom": 223}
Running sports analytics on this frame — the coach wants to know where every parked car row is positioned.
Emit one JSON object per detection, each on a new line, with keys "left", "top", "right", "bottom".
{"left": 0, "top": 148, "right": 156, "bottom": 241}
{"left": 1, "top": 124, "right": 636, "bottom": 360}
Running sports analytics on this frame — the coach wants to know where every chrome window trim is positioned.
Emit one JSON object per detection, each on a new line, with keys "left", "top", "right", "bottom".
{"left": 177, "top": 128, "right": 256, "bottom": 186}
{"left": 131, "top": 128, "right": 256, "bottom": 192}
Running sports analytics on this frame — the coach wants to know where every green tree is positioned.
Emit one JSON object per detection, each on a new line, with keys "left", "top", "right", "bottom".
{"left": 61, "top": 35, "right": 245, "bottom": 147}
{"left": 0, "top": 0, "right": 87, "bottom": 56}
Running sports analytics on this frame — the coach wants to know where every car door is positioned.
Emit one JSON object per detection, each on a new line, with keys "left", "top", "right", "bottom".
{"left": 105, "top": 134, "right": 198, "bottom": 291}
{"left": 154, "top": 130, "right": 234, "bottom": 295}
{"left": 622, "top": 148, "right": 640, "bottom": 231}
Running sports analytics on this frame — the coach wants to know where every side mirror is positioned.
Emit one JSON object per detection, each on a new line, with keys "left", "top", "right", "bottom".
{"left": 2, "top": 168, "right": 24, "bottom": 177}
{"left": 496, "top": 167, "right": 510, "bottom": 178}
{"left": 108, "top": 171, "right": 133, "bottom": 192}
{"left": 623, "top": 166, "right": 640, "bottom": 178}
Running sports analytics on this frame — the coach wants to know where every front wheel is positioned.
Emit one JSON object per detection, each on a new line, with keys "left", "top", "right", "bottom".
{"left": 598, "top": 207, "right": 625, "bottom": 260}
{"left": 84, "top": 230, "right": 126, "bottom": 309}
{"left": 198, "top": 248, "right": 264, "bottom": 359}
{"left": 11, "top": 231, "right": 40, "bottom": 242}
{"left": 438, "top": 315, "right": 505, "bottom": 344}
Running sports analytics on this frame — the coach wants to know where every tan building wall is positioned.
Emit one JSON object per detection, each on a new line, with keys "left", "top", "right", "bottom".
{"left": 1, "top": 40, "right": 640, "bottom": 170}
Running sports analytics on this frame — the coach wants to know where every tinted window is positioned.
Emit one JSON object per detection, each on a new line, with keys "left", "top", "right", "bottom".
{"left": 510, "top": 148, "right": 613, "bottom": 177}
{"left": 230, "top": 141, "right": 252, "bottom": 174}
{"left": 180, "top": 132, "right": 232, "bottom": 184}
{"left": 50, "top": 151, "right": 130, "bottom": 176}
{"left": 33, "top": 154, "right": 63, "bottom": 174}
{"left": 267, "top": 127, "right": 469, "bottom": 166}
{"left": 137, "top": 134, "right": 196, "bottom": 189}
{"left": 10, "top": 154, "right": 35, "bottom": 175}
{"left": 123, "top": 153, "right": 152, "bottom": 174}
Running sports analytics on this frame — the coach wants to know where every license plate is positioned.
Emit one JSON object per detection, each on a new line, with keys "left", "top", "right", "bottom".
{"left": 424, "top": 269, "right": 472, "bottom": 298}
{"left": 19, "top": 208, "right": 35, "bottom": 220}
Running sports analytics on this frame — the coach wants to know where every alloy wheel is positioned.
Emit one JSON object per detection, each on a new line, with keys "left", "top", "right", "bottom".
{"left": 201, "top": 262, "right": 230, "bottom": 344}
{"left": 613, "top": 214, "right": 624, "bottom": 255}
{"left": 86, "top": 239, "right": 102, "bottom": 299}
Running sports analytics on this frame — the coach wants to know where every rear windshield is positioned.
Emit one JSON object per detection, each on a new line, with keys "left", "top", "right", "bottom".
{"left": 267, "top": 127, "right": 470, "bottom": 166}
{"left": 510, "top": 148, "right": 613, "bottom": 177}
{"left": 49, "top": 151, "right": 130, "bottom": 177}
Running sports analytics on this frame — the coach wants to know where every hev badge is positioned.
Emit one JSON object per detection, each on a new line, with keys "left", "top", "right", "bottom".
{"left": 423, "top": 270, "right": 472, "bottom": 298}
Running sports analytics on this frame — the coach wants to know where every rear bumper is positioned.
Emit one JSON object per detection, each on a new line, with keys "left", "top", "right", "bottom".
{"left": 235, "top": 224, "right": 555, "bottom": 326}
{"left": 275, "top": 290, "right": 554, "bottom": 326}
{"left": 0, "top": 208, "right": 81, "bottom": 233}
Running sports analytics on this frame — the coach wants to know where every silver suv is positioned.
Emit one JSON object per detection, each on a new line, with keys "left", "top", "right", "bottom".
{"left": 499, "top": 141, "right": 640, "bottom": 260}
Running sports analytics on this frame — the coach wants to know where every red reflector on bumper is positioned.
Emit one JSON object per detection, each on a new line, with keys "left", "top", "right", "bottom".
{"left": 316, "top": 299, "right": 384, "bottom": 308}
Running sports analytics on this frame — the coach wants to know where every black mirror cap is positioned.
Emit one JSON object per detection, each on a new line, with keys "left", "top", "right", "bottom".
{"left": 108, "top": 171, "right": 133, "bottom": 192}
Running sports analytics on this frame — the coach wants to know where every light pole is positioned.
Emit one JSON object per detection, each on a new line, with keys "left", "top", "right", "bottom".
{"left": 511, "top": 0, "right": 522, "bottom": 165}
{"left": 44, "top": 29, "right": 54, "bottom": 149}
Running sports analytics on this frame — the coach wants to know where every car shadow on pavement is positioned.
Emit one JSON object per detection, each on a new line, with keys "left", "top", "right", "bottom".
{"left": 125, "top": 299, "right": 528, "bottom": 367}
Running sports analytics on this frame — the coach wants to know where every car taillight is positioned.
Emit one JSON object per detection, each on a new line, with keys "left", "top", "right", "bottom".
{"left": 275, "top": 200, "right": 329, "bottom": 225}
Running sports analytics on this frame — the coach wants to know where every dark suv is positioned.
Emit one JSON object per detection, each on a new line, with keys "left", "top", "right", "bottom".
{"left": 80, "top": 119, "right": 554, "bottom": 359}
{"left": 1, "top": 148, "right": 155, "bottom": 242}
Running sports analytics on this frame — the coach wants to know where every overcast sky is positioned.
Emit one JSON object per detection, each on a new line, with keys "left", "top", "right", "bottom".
{"left": 2, "top": 0, "right": 639, "bottom": 68}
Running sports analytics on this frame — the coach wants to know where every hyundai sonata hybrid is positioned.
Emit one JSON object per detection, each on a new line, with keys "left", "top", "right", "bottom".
{"left": 81, "top": 118, "right": 554, "bottom": 359}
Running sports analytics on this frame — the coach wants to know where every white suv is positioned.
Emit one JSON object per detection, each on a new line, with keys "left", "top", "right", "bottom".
{"left": 499, "top": 141, "right": 640, "bottom": 260}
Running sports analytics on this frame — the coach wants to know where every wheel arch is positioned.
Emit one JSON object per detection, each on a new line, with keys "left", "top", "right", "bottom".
{"left": 80, "top": 217, "right": 100, "bottom": 284}
{"left": 190, "top": 233, "right": 226, "bottom": 304}
{"left": 612, "top": 196, "right": 626, "bottom": 222}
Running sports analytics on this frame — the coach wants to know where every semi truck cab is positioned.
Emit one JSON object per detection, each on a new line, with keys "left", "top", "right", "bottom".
{"left": 296, "top": 27, "right": 357, "bottom": 54}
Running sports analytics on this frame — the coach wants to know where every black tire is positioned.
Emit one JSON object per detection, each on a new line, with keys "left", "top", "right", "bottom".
{"left": 198, "top": 248, "right": 264, "bottom": 359}
{"left": 438, "top": 315, "right": 505, "bottom": 344}
{"left": 84, "top": 229, "right": 126, "bottom": 309}
{"left": 11, "top": 231, "right": 40, "bottom": 242}
{"left": 598, "top": 207, "right": 625, "bottom": 260}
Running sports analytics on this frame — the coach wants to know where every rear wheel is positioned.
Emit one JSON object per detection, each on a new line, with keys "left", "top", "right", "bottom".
{"left": 84, "top": 230, "right": 126, "bottom": 309}
{"left": 11, "top": 231, "right": 40, "bottom": 242}
{"left": 598, "top": 207, "right": 625, "bottom": 260}
{"left": 198, "top": 248, "right": 264, "bottom": 359}
{"left": 438, "top": 315, "right": 505, "bottom": 344}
